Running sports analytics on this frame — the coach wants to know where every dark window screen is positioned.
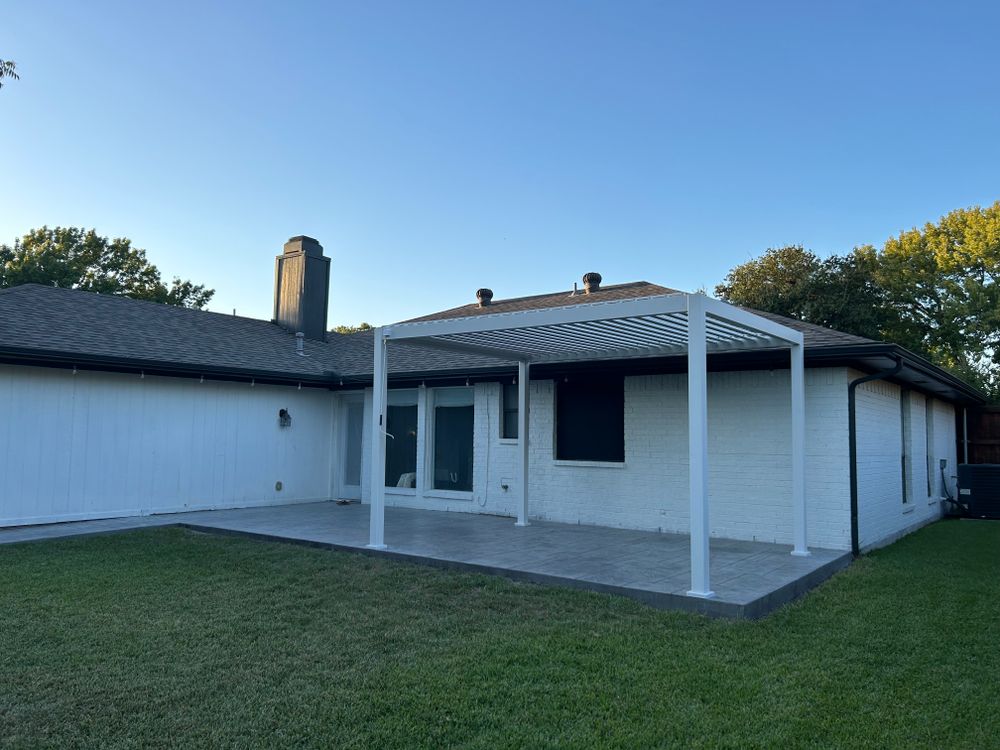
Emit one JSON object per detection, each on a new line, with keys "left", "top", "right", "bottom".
{"left": 555, "top": 376, "right": 624, "bottom": 462}
{"left": 501, "top": 383, "right": 518, "bottom": 439}
{"left": 385, "top": 404, "right": 418, "bottom": 487}
{"left": 433, "top": 404, "right": 474, "bottom": 491}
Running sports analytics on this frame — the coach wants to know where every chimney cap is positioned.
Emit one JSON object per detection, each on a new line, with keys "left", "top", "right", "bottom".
{"left": 284, "top": 235, "right": 324, "bottom": 257}
{"left": 476, "top": 288, "right": 494, "bottom": 307}
{"left": 582, "top": 272, "right": 602, "bottom": 293}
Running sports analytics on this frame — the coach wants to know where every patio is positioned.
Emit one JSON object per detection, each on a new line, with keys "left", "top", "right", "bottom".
{"left": 0, "top": 501, "right": 849, "bottom": 618}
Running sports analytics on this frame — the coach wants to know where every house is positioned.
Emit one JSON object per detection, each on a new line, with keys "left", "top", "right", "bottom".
{"left": 0, "top": 235, "right": 985, "bottom": 601}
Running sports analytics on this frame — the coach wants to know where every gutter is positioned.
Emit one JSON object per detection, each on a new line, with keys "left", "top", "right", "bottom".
{"left": 0, "top": 346, "right": 336, "bottom": 389}
{"left": 848, "top": 355, "right": 903, "bottom": 556}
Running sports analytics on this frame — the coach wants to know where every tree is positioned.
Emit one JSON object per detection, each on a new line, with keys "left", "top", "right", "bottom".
{"left": 714, "top": 245, "right": 894, "bottom": 340}
{"left": 331, "top": 322, "right": 374, "bottom": 334}
{"left": 715, "top": 245, "right": 821, "bottom": 320}
{"left": 714, "top": 202, "right": 1000, "bottom": 400}
{"left": 877, "top": 203, "right": 1000, "bottom": 395}
{"left": 0, "top": 59, "right": 18, "bottom": 88}
{"left": 0, "top": 227, "right": 214, "bottom": 309}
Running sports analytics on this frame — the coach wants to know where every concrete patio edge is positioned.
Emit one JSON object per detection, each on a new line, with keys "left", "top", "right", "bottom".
{"left": 177, "top": 522, "right": 853, "bottom": 619}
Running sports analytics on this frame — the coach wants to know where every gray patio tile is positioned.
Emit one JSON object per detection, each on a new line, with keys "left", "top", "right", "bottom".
{"left": 0, "top": 501, "right": 851, "bottom": 619}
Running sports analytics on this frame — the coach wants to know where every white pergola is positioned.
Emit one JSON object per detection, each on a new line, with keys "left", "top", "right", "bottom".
{"left": 366, "top": 292, "right": 809, "bottom": 598}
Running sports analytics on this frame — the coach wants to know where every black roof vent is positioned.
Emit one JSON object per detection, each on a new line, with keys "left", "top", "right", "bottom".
{"left": 476, "top": 288, "right": 494, "bottom": 307}
{"left": 582, "top": 272, "right": 602, "bottom": 293}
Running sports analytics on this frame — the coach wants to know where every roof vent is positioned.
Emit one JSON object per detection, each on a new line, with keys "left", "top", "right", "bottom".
{"left": 582, "top": 272, "right": 602, "bottom": 293}
{"left": 476, "top": 288, "right": 494, "bottom": 307}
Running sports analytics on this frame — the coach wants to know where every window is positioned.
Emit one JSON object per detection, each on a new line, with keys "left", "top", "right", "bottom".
{"left": 501, "top": 382, "right": 518, "bottom": 439}
{"left": 432, "top": 388, "right": 474, "bottom": 492}
{"left": 555, "top": 375, "right": 625, "bottom": 462}
{"left": 925, "top": 397, "right": 935, "bottom": 497}
{"left": 900, "top": 390, "right": 911, "bottom": 504}
{"left": 385, "top": 390, "right": 418, "bottom": 488}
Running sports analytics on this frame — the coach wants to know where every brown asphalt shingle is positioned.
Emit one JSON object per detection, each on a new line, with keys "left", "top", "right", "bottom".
{"left": 0, "top": 281, "right": 880, "bottom": 382}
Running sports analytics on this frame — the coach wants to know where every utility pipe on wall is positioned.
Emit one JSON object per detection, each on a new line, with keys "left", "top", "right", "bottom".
{"left": 962, "top": 407, "right": 969, "bottom": 464}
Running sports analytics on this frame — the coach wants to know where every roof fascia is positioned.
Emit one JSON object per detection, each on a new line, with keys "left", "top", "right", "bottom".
{"left": 0, "top": 346, "right": 337, "bottom": 388}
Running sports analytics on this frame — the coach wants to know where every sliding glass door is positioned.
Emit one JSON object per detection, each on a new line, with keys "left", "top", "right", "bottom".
{"left": 431, "top": 388, "right": 474, "bottom": 492}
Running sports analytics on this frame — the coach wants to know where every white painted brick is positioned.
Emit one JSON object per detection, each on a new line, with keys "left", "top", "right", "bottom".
{"left": 853, "top": 372, "right": 955, "bottom": 549}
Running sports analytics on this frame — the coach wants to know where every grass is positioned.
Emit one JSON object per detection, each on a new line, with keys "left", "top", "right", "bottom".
{"left": 0, "top": 520, "right": 997, "bottom": 749}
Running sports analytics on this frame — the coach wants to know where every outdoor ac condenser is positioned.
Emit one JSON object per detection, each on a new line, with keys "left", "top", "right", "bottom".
{"left": 957, "top": 464, "right": 1000, "bottom": 520}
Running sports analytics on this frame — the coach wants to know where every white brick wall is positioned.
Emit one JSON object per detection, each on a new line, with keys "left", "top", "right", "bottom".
{"left": 511, "top": 369, "right": 851, "bottom": 550}
{"left": 364, "top": 367, "right": 855, "bottom": 551}
{"left": 854, "top": 372, "right": 957, "bottom": 550}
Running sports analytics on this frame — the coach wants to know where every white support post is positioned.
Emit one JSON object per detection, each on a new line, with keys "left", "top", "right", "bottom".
{"left": 790, "top": 342, "right": 810, "bottom": 556}
{"left": 686, "top": 295, "right": 714, "bottom": 598}
{"left": 516, "top": 360, "right": 530, "bottom": 526}
{"left": 367, "top": 327, "right": 389, "bottom": 550}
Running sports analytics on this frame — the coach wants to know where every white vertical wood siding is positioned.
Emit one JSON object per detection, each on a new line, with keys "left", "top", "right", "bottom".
{"left": 0, "top": 365, "right": 336, "bottom": 526}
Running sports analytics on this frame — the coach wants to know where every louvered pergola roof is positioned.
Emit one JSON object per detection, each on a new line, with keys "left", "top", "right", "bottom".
{"left": 384, "top": 292, "right": 803, "bottom": 361}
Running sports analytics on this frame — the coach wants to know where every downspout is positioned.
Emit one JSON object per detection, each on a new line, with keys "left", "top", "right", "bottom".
{"left": 962, "top": 407, "right": 969, "bottom": 464}
{"left": 848, "top": 355, "right": 903, "bottom": 557}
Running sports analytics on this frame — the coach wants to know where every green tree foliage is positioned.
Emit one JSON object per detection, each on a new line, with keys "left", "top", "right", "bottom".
{"left": 716, "top": 203, "right": 1000, "bottom": 400}
{"left": 0, "top": 59, "right": 18, "bottom": 88}
{"left": 0, "top": 227, "right": 214, "bottom": 309}
{"left": 878, "top": 204, "right": 1000, "bottom": 395}
{"left": 715, "top": 244, "right": 894, "bottom": 341}
{"left": 331, "top": 322, "right": 374, "bottom": 334}
{"left": 714, "top": 245, "right": 821, "bottom": 320}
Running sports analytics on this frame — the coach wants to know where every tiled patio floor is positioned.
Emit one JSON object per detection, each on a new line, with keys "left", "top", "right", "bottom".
{"left": 1, "top": 501, "right": 850, "bottom": 618}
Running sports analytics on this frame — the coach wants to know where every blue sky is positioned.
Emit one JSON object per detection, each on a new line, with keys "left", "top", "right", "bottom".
{"left": 3, "top": 1, "right": 999, "bottom": 326}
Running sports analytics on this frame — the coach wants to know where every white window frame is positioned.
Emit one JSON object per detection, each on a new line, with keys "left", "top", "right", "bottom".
{"left": 384, "top": 388, "right": 419, "bottom": 494}
{"left": 424, "top": 386, "right": 475, "bottom": 497}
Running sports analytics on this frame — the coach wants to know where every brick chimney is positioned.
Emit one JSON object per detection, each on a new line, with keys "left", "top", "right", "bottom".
{"left": 273, "top": 236, "right": 330, "bottom": 340}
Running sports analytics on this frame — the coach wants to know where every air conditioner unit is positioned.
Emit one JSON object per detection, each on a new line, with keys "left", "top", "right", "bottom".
{"left": 957, "top": 464, "right": 1000, "bottom": 520}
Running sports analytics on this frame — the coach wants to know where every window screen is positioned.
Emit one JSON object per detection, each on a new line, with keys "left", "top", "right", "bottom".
{"left": 344, "top": 400, "right": 363, "bottom": 487}
{"left": 900, "top": 390, "right": 911, "bottom": 504}
{"left": 555, "top": 375, "right": 624, "bottom": 462}
{"left": 433, "top": 388, "right": 474, "bottom": 492}
{"left": 925, "top": 397, "right": 935, "bottom": 496}
{"left": 501, "top": 383, "right": 518, "bottom": 439}
{"left": 385, "top": 391, "right": 418, "bottom": 488}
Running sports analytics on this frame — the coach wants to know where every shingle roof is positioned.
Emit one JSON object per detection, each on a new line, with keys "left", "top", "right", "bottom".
{"left": 0, "top": 284, "right": 340, "bottom": 379}
{"left": 403, "top": 281, "right": 683, "bottom": 322}
{"left": 0, "top": 280, "right": 880, "bottom": 384}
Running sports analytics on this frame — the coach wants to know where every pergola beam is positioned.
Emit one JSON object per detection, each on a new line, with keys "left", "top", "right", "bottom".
{"left": 704, "top": 297, "right": 804, "bottom": 345}
{"left": 400, "top": 336, "right": 532, "bottom": 363}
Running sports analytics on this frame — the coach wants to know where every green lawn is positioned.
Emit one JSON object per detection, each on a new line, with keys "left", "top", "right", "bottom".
{"left": 0, "top": 520, "right": 997, "bottom": 749}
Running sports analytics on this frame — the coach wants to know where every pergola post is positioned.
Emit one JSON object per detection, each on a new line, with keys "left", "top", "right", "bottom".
{"left": 686, "top": 294, "right": 714, "bottom": 598}
{"left": 516, "top": 360, "right": 530, "bottom": 526}
{"left": 367, "top": 326, "right": 388, "bottom": 550}
{"left": 790, "top": 342, "right": 809, "bottom": 556}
